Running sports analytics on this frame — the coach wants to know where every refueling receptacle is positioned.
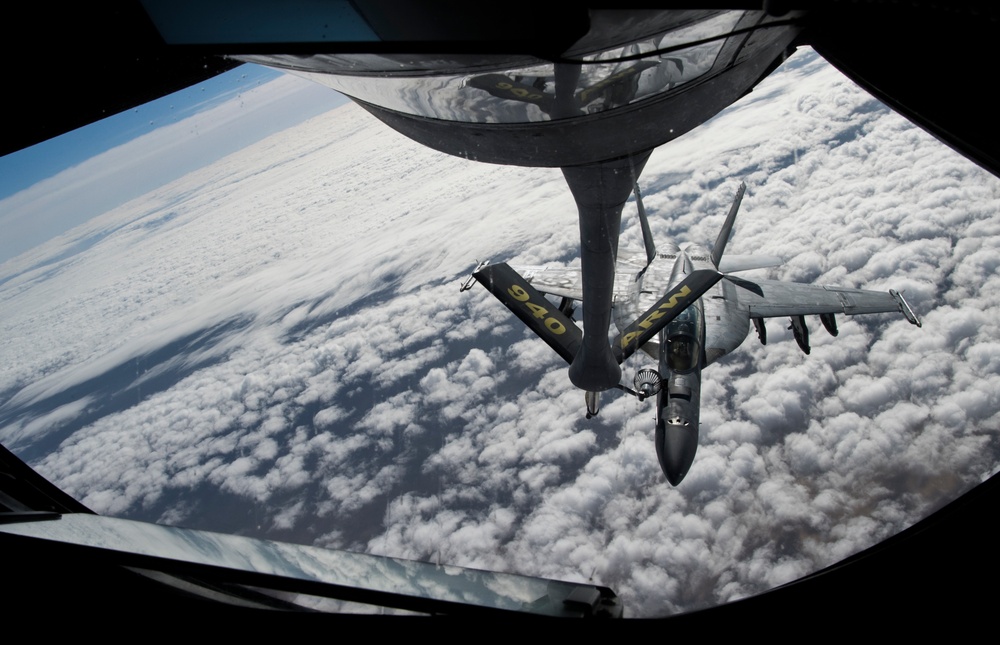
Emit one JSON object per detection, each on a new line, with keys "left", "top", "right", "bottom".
{"left": 633, "top": 368, "right": 662, "bottom": 401}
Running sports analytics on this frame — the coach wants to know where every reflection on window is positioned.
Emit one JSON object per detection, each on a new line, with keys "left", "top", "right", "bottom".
{"left": 270, "top": 11, "right": 742, "bottom": 124}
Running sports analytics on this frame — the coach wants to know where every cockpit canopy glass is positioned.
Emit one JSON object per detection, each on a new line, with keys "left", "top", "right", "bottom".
{"left": 666, "top": 334, "right": 700, "bottom": 373}
{"left": 664, "top": 306, "right": 703, "bottom": 373}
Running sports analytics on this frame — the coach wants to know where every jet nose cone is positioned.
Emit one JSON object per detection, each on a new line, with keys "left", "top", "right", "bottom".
{"left": 664, "top": 464, "right": 688, "bottom": 486}
{"left": 656, "top": 418, "right": 698, "bottom": 485}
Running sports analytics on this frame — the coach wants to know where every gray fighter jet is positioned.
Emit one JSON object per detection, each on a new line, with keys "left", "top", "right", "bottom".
{"left": 471, "top": 183, "right": 921, "bottom": 484}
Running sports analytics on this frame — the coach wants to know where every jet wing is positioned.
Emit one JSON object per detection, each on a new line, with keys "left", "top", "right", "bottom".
{"left": 515, "top": 265, "right": 584, "bottom": 302}
{"left": 736, "top": 279, "right": 920, "bottom": 324}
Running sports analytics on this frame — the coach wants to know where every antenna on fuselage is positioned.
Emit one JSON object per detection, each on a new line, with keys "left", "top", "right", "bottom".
{"left": 710, "top": 181, "right": 746, "bottom": 268}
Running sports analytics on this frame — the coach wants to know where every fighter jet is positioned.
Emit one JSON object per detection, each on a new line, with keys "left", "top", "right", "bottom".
{"left": 471, "top": 183, "right": 921, "bottom": 484}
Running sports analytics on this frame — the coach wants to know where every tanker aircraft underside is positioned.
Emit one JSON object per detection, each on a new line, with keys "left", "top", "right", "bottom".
{"left": 469, "top": 183, "right": 921, "bottom": 484}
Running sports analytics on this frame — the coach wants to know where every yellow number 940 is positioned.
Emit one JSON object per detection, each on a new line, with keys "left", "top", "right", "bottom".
{"left": 507, "top": 284, "right": 566, "bottom": 335}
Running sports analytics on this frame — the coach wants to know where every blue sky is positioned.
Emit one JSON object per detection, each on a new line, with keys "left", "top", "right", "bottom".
{"left": 0, "top": 64, "right": 287, "bottom": 201}
{"left": 0, "top": 64, "right": 347, "bottom": 264}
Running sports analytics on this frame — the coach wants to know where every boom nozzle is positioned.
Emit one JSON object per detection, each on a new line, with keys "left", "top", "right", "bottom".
{"left": 569, "top": 343, "right": 621, "bottom": 391}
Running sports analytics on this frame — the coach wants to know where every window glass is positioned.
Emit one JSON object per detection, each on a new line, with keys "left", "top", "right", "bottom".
{"left": 1, "top": 45, "right": 997, "bottom": 619}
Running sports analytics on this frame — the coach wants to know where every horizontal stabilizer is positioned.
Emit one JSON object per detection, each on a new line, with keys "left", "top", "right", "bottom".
{"left": 725, "top": 275, "right": 764, "bottom": 297}
{"left": 612, "top": 269, "right": 724, "bottom": 364}
{"left": 515, "top": 265, "right": 584, "bottom": 301}
{"left": 474, "top": 262, "right": 582, "bottom": 364}
{"left": 718, "top": 254, "right": 783, "bottom": 273}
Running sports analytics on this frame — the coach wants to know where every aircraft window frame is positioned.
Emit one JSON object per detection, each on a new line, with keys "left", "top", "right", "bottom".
{"left": 0, "top": 512, "right": 622, "bottom": 617}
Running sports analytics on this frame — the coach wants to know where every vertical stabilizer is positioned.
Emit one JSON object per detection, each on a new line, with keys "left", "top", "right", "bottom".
{"left": 629, "top": 157, "right": 656, "bottom": 266}
{"left": 710, "top": 182, "right": 746, "bottom": 268}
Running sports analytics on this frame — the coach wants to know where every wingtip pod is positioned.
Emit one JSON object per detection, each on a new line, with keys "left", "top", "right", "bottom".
{"left": 460, "top": 259, "right": 490, "bottom": 292}
{"left": 890, "top": 289, "right": 922, "bottom": 327}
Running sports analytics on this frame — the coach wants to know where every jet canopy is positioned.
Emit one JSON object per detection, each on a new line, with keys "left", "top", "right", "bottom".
{"left": 664, "top": 305, "right": 703, "bottom": 373}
